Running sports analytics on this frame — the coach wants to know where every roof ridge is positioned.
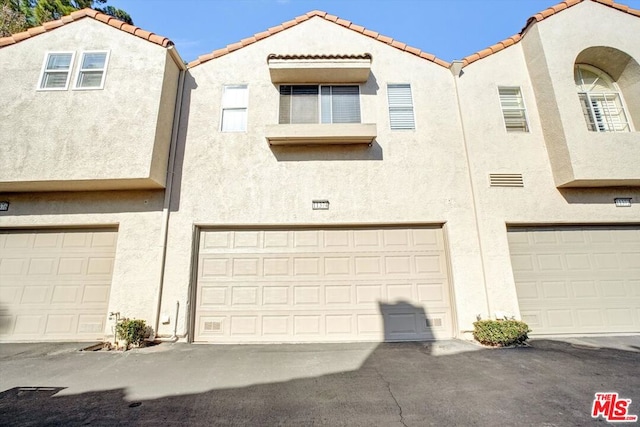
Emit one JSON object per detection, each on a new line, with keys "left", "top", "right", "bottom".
{"left": 461, "top": 0, "right": 640, "bottom": 67}
{"left": 188, "top": 10, "right": 449, "bottom": 68}
{"left": 0, "top": 8, "right": 173, "bottom": 48}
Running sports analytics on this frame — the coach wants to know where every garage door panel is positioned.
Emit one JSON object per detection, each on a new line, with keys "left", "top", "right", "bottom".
{"left": 195, "top": 227, "right": 452, "bottom": 343}
{"left": 508, "top": 226, "right": 640, "bottom": 334}
{"left": 0, "top": 229, "right": 117, "bottom": 341}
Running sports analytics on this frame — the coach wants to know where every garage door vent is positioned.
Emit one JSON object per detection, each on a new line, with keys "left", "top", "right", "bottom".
{"left": 489, "top": 173, "right": 524, "bottom": 187}
{"left": 426, "top": 318, "right": 443, "bottom": 327}
{"left": 78, "top": 323, "right": 103, "bottom": 333}
{"left": 204, "top": 321, "right": 222, "bottom": 332}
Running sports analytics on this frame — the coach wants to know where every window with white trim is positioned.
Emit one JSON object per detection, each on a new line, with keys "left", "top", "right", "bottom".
{"left": 387, "top": 84, "right": 415, "bottom": 130}
{"left": 575, "top": 64, "right": 630, "bottom": 132}
{"left": 74, "top": 51, "right": 109, "bottom": 89}
{"left": 38, "top": 52, "right": 75, "bottom": 90}
{"left": 498, "top": 87, "right": 529, "bottom": 132}
{"left": 220, "top": 85, "right": 248, "bottom": 132}
{"left": 279, "top": 85, "right": 361, "bottom": 124}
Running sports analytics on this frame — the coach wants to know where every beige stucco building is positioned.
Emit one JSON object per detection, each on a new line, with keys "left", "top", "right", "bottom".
{"left": 1, "top": 0, "right": 639, "bottom": 343}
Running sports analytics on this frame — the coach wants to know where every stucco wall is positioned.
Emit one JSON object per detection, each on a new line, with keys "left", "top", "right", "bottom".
{"left": 522, "top": 1, "right": 640, "bottom": 186}
{"left": 0, "top": 18, "right": 175, "bottom": 191}
{"left": 456, "top": 8, "right": 640, "bottom": 317}
{"left": 0, "top": 190, "right": 166, "bottom": 335}
{"left": 158, "top": 17, "right": 488, "bottom": 338}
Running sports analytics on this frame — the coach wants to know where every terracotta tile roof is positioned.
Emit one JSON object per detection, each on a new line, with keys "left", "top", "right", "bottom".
{"left": 189, "top": 10, "right": 449, "bottom": 69}
{"left": 267, "top": 53, "right": 372, "bottom": 60}
{"left": 461, "top": 0, "right": 640, "bottom": 67}
{"left": 0, "top": 8, "right": 173, "bottom": 48}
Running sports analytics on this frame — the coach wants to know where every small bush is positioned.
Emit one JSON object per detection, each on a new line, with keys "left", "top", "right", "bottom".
{"left": 115, "top": 318, "right": 147, "bottom": 347}
{"left": 473, "top": 319, "right": 530, "bottom": 347}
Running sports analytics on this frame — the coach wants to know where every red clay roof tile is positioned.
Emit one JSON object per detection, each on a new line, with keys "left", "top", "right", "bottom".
{"left": 0, "top": 8, "right": 173, "bottom": 49}
{"left": 267, "top": 25, "right": 284, "bottom": 34}
{"left": 189, "top": 10, "right": 449, "bottom": 69}
{"left": 461, "top": 0, "right": 638, "bottom": 67}
{"left": 281, "top": 19, "right": 297, "bottom": 29}
{"left": 254, "top": 31, "right": 270, "bottom": 41}
{"left": 362, "top": 29, "right": 379, "bottom": 38}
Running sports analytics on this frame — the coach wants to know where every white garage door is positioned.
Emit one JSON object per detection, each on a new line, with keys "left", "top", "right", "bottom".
{"left": 508, "top": 226, "right": 640, "bottom": 335}
{"left": 0, "top": 229, "right": 118, "bottom": 341}
{"left": 194, "top": 226, "right": 453, "bottom": 343}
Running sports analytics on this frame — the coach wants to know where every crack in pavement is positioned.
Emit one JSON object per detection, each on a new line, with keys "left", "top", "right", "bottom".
{"left": 374, "top": 367, "right": 407, "bottom": 427}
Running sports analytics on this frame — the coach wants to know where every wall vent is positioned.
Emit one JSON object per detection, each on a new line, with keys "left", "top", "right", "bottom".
{"left": 489, "top": 173, "right": 524, "bottom": 187}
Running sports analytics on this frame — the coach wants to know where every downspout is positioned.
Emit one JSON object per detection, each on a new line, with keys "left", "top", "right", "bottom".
{"left": 450, "top": 60, "right": 493, "bottom": 321}
{"left": 153, "top": 45, "right": 186, "bottom": 341}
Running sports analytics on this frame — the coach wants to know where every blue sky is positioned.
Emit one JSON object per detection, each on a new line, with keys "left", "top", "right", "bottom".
{"left": 108, "top": 0, "right": 640, "bottom": 63}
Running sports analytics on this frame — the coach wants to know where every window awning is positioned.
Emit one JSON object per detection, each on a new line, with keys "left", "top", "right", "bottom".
{"left": 267, "top": 53, "right": 372, "bottom": 83}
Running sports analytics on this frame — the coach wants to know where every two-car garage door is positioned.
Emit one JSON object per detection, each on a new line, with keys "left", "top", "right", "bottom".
{"left": 508, "top": 226, "right": 640, "bottom": 335}
{"left": 194, "top": 226, "right": 453, "bottom": 343}
{"left": 0, "top": 229, "right": 117, "bottom": 341}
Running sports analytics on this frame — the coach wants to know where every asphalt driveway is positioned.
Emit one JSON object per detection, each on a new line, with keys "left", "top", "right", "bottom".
{"left": 1, "top": 336, "right": 638, "bottom": 426}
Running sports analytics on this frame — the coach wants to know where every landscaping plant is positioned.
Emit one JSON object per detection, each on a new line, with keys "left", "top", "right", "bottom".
{"left": 115, "top": 318, "right": 147, "bottom": 348}
{"left": 473, "top": 319, "right": 531, "bottom": 347}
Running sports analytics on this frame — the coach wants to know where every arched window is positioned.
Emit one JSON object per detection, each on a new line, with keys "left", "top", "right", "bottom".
{"left": 575, "top": 64, "right": 630, "bottom": 132}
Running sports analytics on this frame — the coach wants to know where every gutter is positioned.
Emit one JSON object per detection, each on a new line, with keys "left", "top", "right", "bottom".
{"left": 153, "top": 45, "right": 187, "bottom": 341}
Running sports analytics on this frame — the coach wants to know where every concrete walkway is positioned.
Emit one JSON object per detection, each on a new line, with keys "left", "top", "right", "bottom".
{"left": 1, "top": 337, "right": 638, "bottom": 426}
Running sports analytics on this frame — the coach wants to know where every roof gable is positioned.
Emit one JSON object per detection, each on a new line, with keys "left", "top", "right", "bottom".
{"left": 462, "top": 0, "right": 640, "bottom": 67}
{"left": 0, "top": 8, "right": 173, "bottom": 49}
{"left": 188, "top": 10, "right": 449, "bottom": 69}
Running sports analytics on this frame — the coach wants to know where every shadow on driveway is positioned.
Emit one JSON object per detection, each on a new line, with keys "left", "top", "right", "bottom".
{"left": 1, "top": 337, "right": 638, "bottom": 426}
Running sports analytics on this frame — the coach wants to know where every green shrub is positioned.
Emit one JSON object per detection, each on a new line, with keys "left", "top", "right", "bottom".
{"left": 473, "top": 319, "right": 530, "bottom": 347}
{"left": 115, "top": 318, "right": 147, "bottom": 347}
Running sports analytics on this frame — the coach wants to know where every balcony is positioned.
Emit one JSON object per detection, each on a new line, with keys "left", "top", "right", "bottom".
{"left": 265, "top": 123, "right": 377, "bottom": 146}
{"left": 267, "top": 53, "right": 372, "bottom": 84}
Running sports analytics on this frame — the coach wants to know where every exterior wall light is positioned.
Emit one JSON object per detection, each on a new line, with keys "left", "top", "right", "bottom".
{"left": 312, "top": 200, "right": 330, "bottom": 210}
{"left": 0, "top": 201, "right": 9, "bottom": 211}
{"left": 614, "top": 198, "right": 632, "bottom": 207}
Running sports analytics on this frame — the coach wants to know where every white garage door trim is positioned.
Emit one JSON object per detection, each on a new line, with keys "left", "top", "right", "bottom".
{"left": 508, "top": 225, "right": 640, "bottom": 335}
{"left": 192, "top": 225, "right": 454, "bottom": 343}
{"left": 0, "top": 228, "right": 118, "bottom": 342}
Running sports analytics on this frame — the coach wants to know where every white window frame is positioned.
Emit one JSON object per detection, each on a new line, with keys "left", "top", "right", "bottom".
{"left": 37, "top": 51, "right": 75, "bottom": 91}
{"left": 498, "top": 86, "right": 529, "bottom": 133}
{"left": 220, "top": 84, "right": 248, "bottom": 132}
{"left": 387, "top": 83, "right": 416, "bottom": 130}
{"left": 575, "top": 64, "right": 632, "bottom": 133}
{"left": 73, "top": 50, "right": 110, "bottom": 90}
{"left": 278, "top": 84, "right": 362, "bottom": 124}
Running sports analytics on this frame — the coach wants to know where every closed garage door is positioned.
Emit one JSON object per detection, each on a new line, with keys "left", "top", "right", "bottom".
{"left": 508, "top": 226, "right": 640, "bottom": 335}
{"left": 0, "top": 229, "right": 118, "bottom": 341}
{"left": 194, "top": 226, "right": 453, "bottom": 343}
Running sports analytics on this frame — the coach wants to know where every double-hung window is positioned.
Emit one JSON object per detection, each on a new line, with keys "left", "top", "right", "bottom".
{"left": 498, "top": 87, "right": 529, "bottom": 132}
{"left": 279, "top": 85, "right": 361, "bottom": 124}
{"left": 387, "top": 84, "right": 415, "bottom": 130}
{"left": 38, "top": 52, "right": 75, "bottom": 90}
{"left": 575, "top": 64, "right": 630, "bottom": 132}
{"left": 221, "top": 85, "right": 248, "bottom": 132}
{"left": 74, "top": 51, "right": 109, "bottom": 89}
